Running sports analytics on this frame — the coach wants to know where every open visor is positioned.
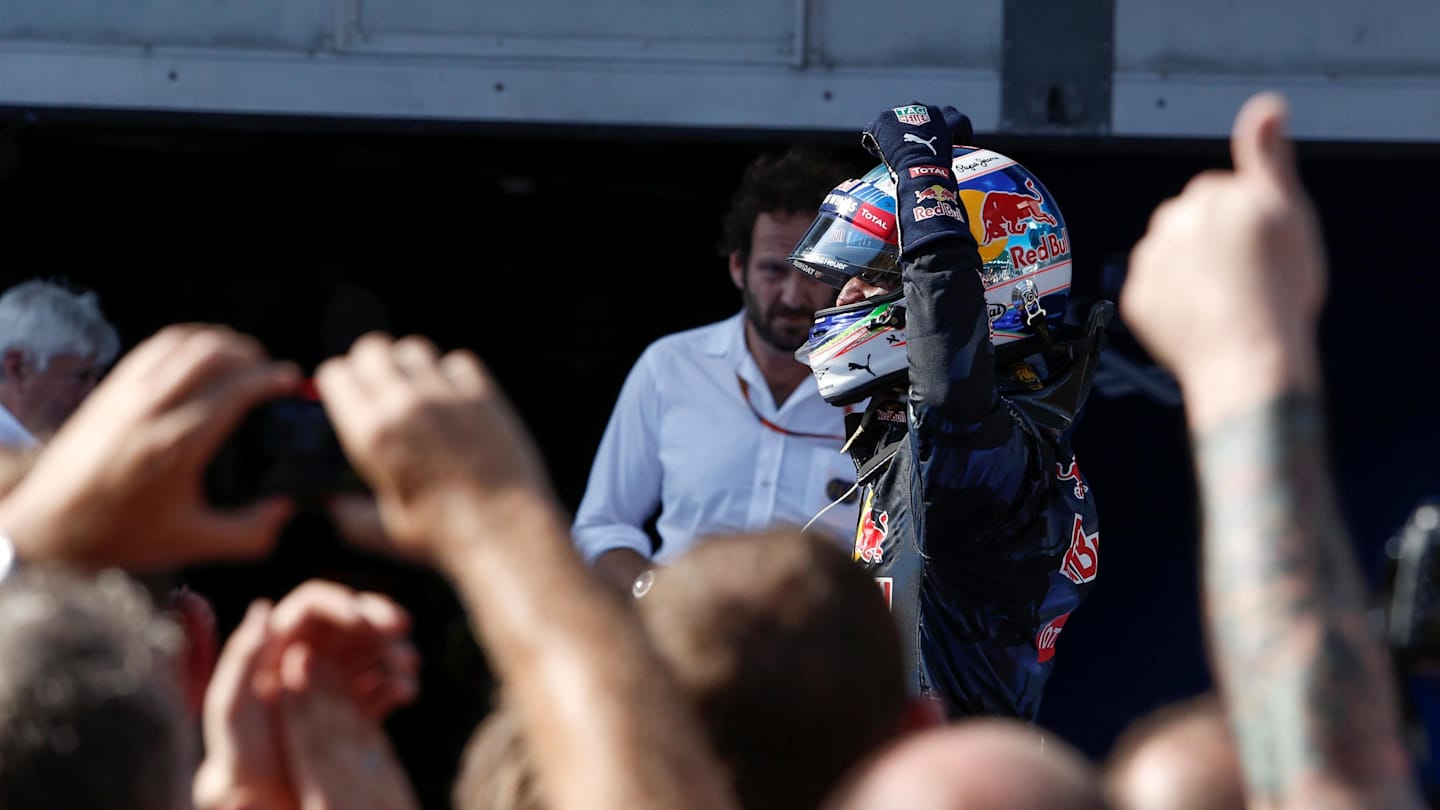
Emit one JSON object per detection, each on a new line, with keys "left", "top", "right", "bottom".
{"left": 788, "top": 186, "right": 902, "bottom": 289}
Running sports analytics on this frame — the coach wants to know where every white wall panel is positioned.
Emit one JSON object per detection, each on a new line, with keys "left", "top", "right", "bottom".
{"left": 0, "top": 0, "right": 1436, "bottom": 141}
{"left": 1113, "top": 0, "right": 1440, "bottom": 141}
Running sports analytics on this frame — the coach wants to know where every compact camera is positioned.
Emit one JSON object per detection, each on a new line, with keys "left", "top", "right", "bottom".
{"left": 204, "top": 392, "right": 366, "bottom": 507}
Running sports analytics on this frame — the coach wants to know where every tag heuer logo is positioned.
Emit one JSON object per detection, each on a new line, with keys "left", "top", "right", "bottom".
{"left": 893, "top": 105, "right": 930, "bottom": 125}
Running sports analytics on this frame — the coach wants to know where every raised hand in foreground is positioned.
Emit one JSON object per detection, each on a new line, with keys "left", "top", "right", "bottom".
{"left": 194, "top": 579, "right": 419, "bottom": 810}
{"left": 0, "top": 324, "right": 300, "bottom": 571}
{"left": 317, "top": 334, "right": 737, "bottom": 810}
{"left": 1122, "top": 93, "right": 1423, "bottom": 810}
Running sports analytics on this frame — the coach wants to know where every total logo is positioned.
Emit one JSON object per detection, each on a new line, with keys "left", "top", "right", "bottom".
{"left": 908, "top": 165, "right": 952, "bottom": 179}
{"left": 1035, "top": 612, "right": 1070, "bottom": 663}
{"left": 859, "top": 206, "right": 892, "bottom": 233}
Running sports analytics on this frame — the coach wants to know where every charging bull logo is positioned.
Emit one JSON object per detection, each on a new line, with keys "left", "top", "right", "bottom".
{"left": 980, "top": 178, "right": 1057, "bottom": 244}
{"left": 854, "top": 504, "right": 890, "bottom": 565}
{"left": 1055, "top": 459, "right": 1088, "bottom": 500}
{"left": 914, "top": 184, "right": 957, "bottom": 204}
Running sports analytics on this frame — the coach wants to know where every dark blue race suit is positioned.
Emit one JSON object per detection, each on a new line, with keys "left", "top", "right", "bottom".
{"left": 844, "top": 237, "right": 1100, "bottom": 722}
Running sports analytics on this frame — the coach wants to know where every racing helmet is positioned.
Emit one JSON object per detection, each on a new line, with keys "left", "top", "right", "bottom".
{"left": 789, "top": 146, "right": 1073, "bottom": 405}
{"left": 793, "top": 289, "right": 907, "bottom": 407}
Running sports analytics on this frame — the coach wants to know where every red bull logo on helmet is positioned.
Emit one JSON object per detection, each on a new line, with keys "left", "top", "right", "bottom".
{"left": 1008, "top": 231, "right": 1070, "bottom": 271}
{"left": 979, "top": 177, "right": 1058, "bottom": 245}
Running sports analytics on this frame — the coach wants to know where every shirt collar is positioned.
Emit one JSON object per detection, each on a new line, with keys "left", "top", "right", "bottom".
{"left": 700, "top": 311, "right": 748, "bottom": 360}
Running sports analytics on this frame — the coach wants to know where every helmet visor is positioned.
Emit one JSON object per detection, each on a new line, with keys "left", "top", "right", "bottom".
{"left": 788, "top": 191, "right": 902, "bottom": 289}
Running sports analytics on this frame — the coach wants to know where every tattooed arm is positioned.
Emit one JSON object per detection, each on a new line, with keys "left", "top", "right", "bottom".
{"left": 1122, "top": 92, "right": 1423, "bottom": 809}
{"left": 1195, "top": 392, "right": 1417, "bottom": 809}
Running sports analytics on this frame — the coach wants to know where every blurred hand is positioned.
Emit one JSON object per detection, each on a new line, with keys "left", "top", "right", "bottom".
{"left": 194, "top": 580, "right": 419, "bottom": 810}
{"left": 194, "top": 599, "right": 293, "bottom": 810}
{"left": 278, "top": 644, "right": 421, "bottom": 810}
{"left": 265, "top": 579, "right": 420, "bottom": 721}
{"left": 1121, "top": 93, "right": 1327, "bottom": 421}
{"left": 0, "top": 324, "right": 301, "bottom": 571}
{"left": 315, "top": 333, "right": 557, "bottom": 563}
{"left": 170, "top": 586, "right": 221, "bottom": 720}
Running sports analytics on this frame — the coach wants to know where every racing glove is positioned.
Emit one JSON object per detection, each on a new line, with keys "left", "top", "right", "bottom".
{"left": 861, "top": 102, "right": 970, "bottom": 258}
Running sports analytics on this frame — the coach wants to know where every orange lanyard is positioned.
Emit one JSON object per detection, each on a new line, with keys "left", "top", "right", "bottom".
{"left": 736, "top": 375, "right": 851, "bottom": 442}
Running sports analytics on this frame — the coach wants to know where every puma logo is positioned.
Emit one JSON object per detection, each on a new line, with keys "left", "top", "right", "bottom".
{"left": 848, "top": 354, "right": 876, "bottom": 377}
{"left": 903, "top": 133, "right": 939, "bottom": 156}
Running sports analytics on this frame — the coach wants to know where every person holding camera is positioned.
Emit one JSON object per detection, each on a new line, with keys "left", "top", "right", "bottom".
{"left": 0, "top": 323, "right": 740, "bottom": 810}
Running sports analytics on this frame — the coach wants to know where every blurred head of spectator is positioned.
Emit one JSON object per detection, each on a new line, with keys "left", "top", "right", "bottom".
{"left": 1103, "top": 693, "right": 1244, "bottom": 810}
{"left": 828, "top": 718, "right": 1105, "bottom": 810}
{"left": 0, "top": 568, "right": 191, "bottom": 810}
{"left": 0, "top": 279, "right": 119, "bottom": 444}
{"left": 638, "top": 528, "right": 913, "bottom": 810}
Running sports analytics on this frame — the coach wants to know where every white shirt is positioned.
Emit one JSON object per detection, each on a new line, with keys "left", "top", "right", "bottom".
{"left": 0, "top": 402, "right": 36, "bottom": 450}
{"left": 573, "top": 313, "right": 859, "bottom": 564}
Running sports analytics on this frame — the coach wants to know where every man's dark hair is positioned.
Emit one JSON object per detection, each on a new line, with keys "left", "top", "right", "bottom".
{"left": 0, "top": 569, "right": 189, "bottom": 810}
{"left": 719, "top": 145, "right": 859, "bottom": 264}
{"left": 641, "top": 528, "right": 908, "bottom": 810}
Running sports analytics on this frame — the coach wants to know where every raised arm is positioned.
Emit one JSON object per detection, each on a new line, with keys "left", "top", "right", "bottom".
{"left": 0, "top": 324, "right": 299, "bottom": 573}
{"left": 317, "top": 334, "right": 737, "bottom": 810}
{"left": 860, "top": 104, "right": 1005, "bottom": 434}
{"left": 1121, "top": 92, "right": 1422, "bottom": 810}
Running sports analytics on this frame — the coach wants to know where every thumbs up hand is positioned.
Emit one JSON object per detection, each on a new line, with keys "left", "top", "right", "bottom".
{"left": 1119, "top": 92, "right": 1328, "bottom": 429}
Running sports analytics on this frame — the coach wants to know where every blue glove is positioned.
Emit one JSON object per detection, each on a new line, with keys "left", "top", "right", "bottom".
{"left": 943, "top": 107, "right": 974, "bottom": 147}
{"left": 861, "top": 102, "right": 972, "bottom": 257}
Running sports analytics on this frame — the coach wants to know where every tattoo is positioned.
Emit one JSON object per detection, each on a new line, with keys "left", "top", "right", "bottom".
{"left": 1195, "top": 391, "right": 1422, "bottom": 809}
